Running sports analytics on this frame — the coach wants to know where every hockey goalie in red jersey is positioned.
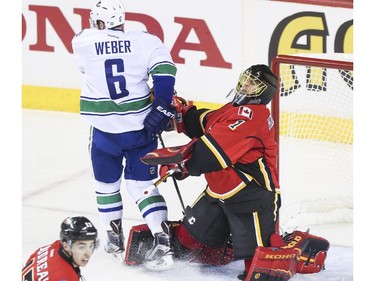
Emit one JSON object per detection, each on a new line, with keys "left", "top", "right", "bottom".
{"left": 22, "top": 216, "right": 99, "bottom": 281}
{"left": 126, "top": 65, "right": 330, "bottom": 280}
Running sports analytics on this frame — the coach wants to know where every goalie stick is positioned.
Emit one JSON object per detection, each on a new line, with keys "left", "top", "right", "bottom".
{"left": 139, "top": 169, "right": 201, "bottom": 225}
{"left": 140, "top": 159, "right": 196, "bottom": 225}
{"left": 141, "top": 134, "right": 196, "bottom": 224}
{"left": 158, "top": 134, "right": 196, "bottom": 225}
{"left": 142, "top": 168, "right": 177, "bottom": 196}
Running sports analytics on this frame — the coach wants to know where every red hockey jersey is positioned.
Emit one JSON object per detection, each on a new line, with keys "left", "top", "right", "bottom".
{"left": 22, "top": 240, "right": 81, "bottom": 281}
{"left": 184, "top": 102, "right": 280, "bottom": 199}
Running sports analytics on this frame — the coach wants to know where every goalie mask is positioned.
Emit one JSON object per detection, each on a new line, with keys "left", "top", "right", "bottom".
{"left": 90, "top": 0, "right": 125, "bottom": 30}
{"left": 227, "top": 64, "right": 278, "bottom": 106}
{"left": 60, "top": 216, "right": 98, "bottom": 247}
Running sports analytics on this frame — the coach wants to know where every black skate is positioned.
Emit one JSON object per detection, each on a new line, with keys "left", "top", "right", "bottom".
{"left": 105, "top": 219, "right": 125, "bottom": 262}
{"left": 144, "top": 222, "right": 174, "bottom": 271}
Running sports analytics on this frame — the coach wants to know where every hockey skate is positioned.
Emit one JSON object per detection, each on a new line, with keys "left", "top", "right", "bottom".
{"left": 105, "top": 219, "right": 125, "bottom": 262}
{"left": 144, "top": 222, "right": 174, "bottom": 271}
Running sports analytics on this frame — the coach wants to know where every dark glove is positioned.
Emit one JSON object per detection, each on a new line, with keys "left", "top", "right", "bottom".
{"left": 144, "top": 98, "right": 175, "bottom": 139}
{"left": 159, "top": 162, "right": 189, "bottom": 181}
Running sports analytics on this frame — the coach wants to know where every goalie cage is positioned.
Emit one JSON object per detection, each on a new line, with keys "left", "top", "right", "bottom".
{"left": 271, "top": 54, "right": 353, "bottom": 230}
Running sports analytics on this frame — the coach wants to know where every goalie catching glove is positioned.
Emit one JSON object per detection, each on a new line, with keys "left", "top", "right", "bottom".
{"left": 279, "top": 229, "right": 330, "bottom": 273}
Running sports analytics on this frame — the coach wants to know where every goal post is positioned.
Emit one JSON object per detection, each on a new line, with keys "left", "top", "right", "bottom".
{"left": 271, "top": 54, "right": 353, "bottom": 230}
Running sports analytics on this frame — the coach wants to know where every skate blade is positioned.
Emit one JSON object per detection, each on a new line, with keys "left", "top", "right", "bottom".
{"left": 110, "top": 251, "right": 125, "bottom": 263}
{"left": 145, "top": 254, "right": 173, "bottom": 271}
{"left": 105, "top": 247, "right": 125, "bottom": 263}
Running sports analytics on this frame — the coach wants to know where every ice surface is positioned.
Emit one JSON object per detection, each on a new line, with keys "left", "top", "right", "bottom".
{"left": 22, "top": 109, "right": 353, "bottom": 280}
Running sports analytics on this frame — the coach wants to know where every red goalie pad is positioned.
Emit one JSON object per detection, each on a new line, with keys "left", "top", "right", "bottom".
{"left": 244, "top": 246, "right": 300, "bottom": 281}
{"left": 173, "top": 220, "right": 234, "bottom": 266}
{"left": 125, "top": 224, "right": 154, "bottom": 265}
{"left": 124, "top": 222, "right": 234, "bottom": 266}
{"left": 141, "top": 138, "right": 197, "bottom": 166}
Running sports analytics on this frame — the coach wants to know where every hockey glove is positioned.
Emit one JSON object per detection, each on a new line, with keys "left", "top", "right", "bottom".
{"left": 144, "top": 98, "right": 175, "bottom": 139}
{"left": 160, "top": 162, "right": 189, "bottom": 181}
{"left": 171, "top": 95, "right": 195, "bottom": 134}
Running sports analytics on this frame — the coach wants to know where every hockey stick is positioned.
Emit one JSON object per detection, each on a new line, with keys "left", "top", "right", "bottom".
{"left": 158, "top": 133, "right": 196, "bottom": 225}
{"left": 142, "top": 169, "right": 177, "bottom": 196}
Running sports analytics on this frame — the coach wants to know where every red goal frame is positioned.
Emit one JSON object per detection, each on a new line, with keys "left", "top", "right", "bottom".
{"left": 270, "top": 54, "right": 353, "bottom": 171}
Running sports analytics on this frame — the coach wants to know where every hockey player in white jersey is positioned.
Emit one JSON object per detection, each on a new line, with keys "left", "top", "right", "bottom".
{"left": 71, "top": 0, "right": 176, "bottom": 270}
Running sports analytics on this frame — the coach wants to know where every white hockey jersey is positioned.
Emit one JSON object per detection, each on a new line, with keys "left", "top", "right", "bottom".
{"left": 72, "top": 29, "right": 176, "bottom": 133}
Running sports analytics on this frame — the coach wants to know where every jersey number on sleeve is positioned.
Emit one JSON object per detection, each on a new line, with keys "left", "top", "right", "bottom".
{"left": 104, "top": 59, "right": 129, "bottom": 100}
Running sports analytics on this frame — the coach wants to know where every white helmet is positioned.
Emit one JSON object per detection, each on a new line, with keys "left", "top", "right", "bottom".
{"left": 90, "top": 0, "right": 125, "bottom": 29}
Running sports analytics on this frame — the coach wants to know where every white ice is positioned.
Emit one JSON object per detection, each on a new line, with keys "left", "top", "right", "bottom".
{"left": 22, "top": 109, "right": 354, "bottom": 280}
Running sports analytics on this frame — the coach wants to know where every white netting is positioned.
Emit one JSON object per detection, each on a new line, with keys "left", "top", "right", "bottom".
{"left": 274, "top": 54, "right": 353, "bottom": 230}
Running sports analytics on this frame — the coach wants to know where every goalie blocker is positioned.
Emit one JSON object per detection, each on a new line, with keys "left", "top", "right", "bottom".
{"left": 140, "top": 138, "right": 197, "bottom": 166}
{"left": 125, "top": 221, "right": 329, "bottom": 281}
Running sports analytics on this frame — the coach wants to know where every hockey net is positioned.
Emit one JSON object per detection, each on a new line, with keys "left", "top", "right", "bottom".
{"left": 271, "top": 54, "right": 353, "bottom": 230}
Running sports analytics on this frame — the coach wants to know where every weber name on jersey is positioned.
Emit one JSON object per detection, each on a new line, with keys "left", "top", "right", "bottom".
{"left": 72, "top": 29, "right": 177, "bottom": 133}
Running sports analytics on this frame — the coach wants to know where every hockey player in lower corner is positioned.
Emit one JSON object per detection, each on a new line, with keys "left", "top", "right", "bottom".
{"left": 22, "top": 216, "right": 99, "bottom": 281}
{"left": 71, "top": 0, "right": 177, "bottom": 270}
